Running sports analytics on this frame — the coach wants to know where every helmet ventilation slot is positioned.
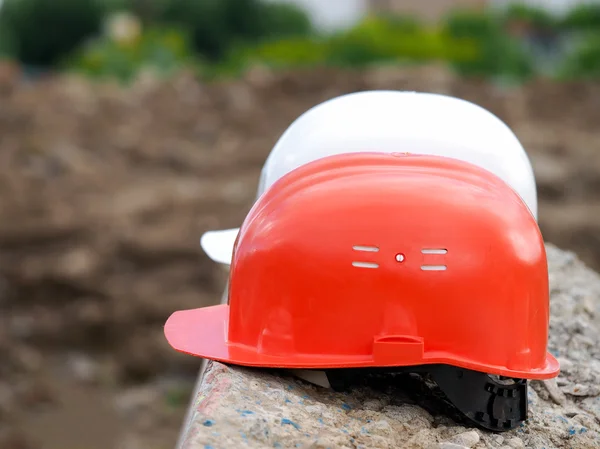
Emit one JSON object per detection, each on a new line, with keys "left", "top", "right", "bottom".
{"left": 421, "top": 265, "right": 447, "bottom": 271}
{"left": 421, "top": 248, "right": 448, "bottom": 271}
{"left": 352, "top": 245, "right": 380, "bottom": 269}
{"left": 421, "top": 248, "right": 448, "bottom": 255}
{"left": 352, "top": 245, "right": 379, "bottom": 252}
{"left": 351, "top": 261, "right": 379, "bottom": 269}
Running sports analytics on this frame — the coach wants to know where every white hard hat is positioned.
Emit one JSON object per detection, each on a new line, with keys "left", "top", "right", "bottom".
{"left": 201, "top": 90, "right": 537, "bottom": 265}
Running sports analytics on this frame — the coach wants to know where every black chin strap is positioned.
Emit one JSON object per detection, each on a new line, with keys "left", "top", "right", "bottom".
{"left": 428, "top": 365, "right": 528, "bottom": 432}
{"left": 324, "top": 365, "right": 528, "bottom": 433}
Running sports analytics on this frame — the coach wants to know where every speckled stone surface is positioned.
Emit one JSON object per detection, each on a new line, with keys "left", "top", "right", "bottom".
{"left": 178, "top": 245, "right": 600, "bottom": 449}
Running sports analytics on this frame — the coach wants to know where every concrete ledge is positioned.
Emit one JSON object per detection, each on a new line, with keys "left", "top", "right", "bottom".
{"left": 178, "top": 245, "right": 600, "bottom": 449}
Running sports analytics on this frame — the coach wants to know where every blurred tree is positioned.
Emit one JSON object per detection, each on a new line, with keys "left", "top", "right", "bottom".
{"left": 102, "top": 0, "right": 170, "bottom": 22}
{"left": 561, "top": 4, "right": 600, "bottom": 32}
{"left": 61, "top": 0, "right": 311, "bottom": 81}
{"left": 383, "top": 15, "right": 422, "bottom": 33}
{"left": 326, "top": 17, "right": 451, "bottom": 67}
{"left": 67, "top": 25, "right": 199, "bottom": 83}
{"left": 559, "top": 34, "right": 600, "bottom": 79}
{"left": 557, "top": 4, "right": 600, "bottom": 80}
{"left": 501, "top": 3, "right": 559, "bottom": 31}
{"left": 0, "top": 0, "right": 312, "bottom": 67}
{"left": 0, "top": 24, "right": 17, "bottom": 60}
{"left": 159, "top": 0, "right": 311, "bottom": 61}
{"left": 102, "top": 0, "right": 311, "bottom": 61}
{"left": 159, "top": 0, "right": 230, "bottom": 61}
{"left": 500, "top": 3, "right": 563, "bottom": 77}
{"left": 0, "top": 0, "right": 103, "bottom": 66}
{"left": 443, "top": 9, "right": 533, "bottom": 80}
{"left": 257, "top": 2, "right": 313, "bottom": 40}
{"left": 220, "top": 15, "right": 475, "bottom": 77}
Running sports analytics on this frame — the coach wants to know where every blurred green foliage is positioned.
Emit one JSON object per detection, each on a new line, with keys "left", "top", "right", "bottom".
{"left": 66, "top": 26, "right": 200, "bottom": 83}
{"left": 97, "top": 0, "right": 312, "bottom": 60}
{"left": 223, "top": 16, "right": 477, "bottom": 74}
{"left": 162, "top": 0, "right": 311, "bottom": 60}
{"left": 0, "top": 0, "right": 310, "bottom": 68}
{"left": 326, "top": 17, "right": 477, "bottom": 67}
{"left": 0, "top": 0, "right": 103, "bottom": 66}
{"left": 558, "top": 34, "right": 600, "bottom": 80}
{"left": 0, "top": 24, "right": 17, "bottom": 60}
{"left": 1, "top": 0, "right": 600, "bottom": 82}
{"left": 443, "top": 10, "right": 534, "bottom": 81}
{"left": 501, "top": 3, "right": 559, "bottom": 30}
{"left": 228, "top": 37, "right": 328, "bottom": 71}
{"left": 553, "top": 4, "right": 600, "bottom": 80}
{"left": 560, "top": 4, "right": 600, "bottom": 31}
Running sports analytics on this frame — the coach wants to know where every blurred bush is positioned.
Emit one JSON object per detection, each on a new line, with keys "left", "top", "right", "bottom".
{"left": 2, "top": 0, "right": 600, "bottom": 82}
{"left": 98, "top": 0, "right": 311, "bottom": 61}
{"left": 57, "top": 0, "right": 311, "bottom": 82}
{"left": 256, "top": 1, "right": 313, "bottom": 40}
{"left": 501, "top": 3, "right": 559, "bottom": 30}
{"left": 0, "top": 25, "right": 17, "bottom": 60}
{"left": 66, "top": 18, "right": 200, "bottom": 83}
{"left": 224, "top": 37, "right": 328, "bottom": 73}
{"left": 560, "top": 4, "right": 600, "bottom": 32}
{"left": 0, "top": 0, "right": 103, "bottom": 66}
{"left": 215, "top": 16, "right": 477, "bottom": 77}
{"left": 556, "top": 4, "right": 600, "bottom": 80}
{"left": 443, "top": 9, "right": 534, "bottom": 81}
{"left": 558, "top": 33, "right": 600, "bottom": 80}
{"left": 325, "top": 17, "right": 476, "bottom": 68}
{"left": 0, "top": 0, "right": 310, "bottom": 69}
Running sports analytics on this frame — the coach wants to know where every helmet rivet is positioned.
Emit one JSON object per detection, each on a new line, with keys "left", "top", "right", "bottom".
{"left": 395, "top": 253, "right": 405, "bottom": 263}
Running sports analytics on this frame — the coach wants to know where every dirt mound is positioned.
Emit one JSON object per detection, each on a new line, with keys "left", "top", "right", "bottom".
{"left": 0, "top": 63, "right": 598, "bottom": 449}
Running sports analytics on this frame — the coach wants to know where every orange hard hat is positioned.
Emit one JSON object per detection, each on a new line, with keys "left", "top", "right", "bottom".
{"left": 165, "top": 152, "right": 559, "bottom": 431}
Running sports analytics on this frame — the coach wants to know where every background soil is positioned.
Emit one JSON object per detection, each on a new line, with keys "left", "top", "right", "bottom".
{"left": 0, "top": 63, "right": 598, "bottom": 449}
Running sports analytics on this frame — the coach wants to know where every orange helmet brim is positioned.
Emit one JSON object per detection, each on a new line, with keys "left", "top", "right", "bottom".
{"left": 164, "top": 307, "right": 560, "bottom": 380}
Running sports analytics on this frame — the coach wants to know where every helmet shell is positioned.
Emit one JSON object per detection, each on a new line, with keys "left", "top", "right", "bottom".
{"left": 226, "top": 152, "right": 556, "bottom": 379}
{"left": 201, "top": 91, "right": 538, "bottom": 265}
{"left": 260, "top": 91, "right": 537, "bottom": 217}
